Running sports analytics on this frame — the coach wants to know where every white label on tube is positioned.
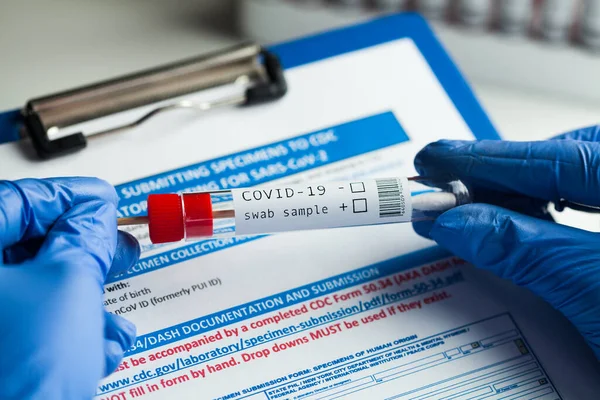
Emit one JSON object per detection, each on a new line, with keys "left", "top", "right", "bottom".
{"left": 231, "top": 178, "right": 412, "bottom": 235}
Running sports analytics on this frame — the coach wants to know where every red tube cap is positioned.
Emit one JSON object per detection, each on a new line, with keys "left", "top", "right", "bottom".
{"left": 147, "top": 194, "right": 184, "bottom": 244}
{"left": 181, "top": 193, "right": 214, "bottom": 238}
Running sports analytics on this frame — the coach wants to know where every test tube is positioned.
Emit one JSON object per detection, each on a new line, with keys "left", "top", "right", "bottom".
{"left": 457, "top": 0, "right": 493, "bottom": 28}
{"left": 498, "top": 0, "right": 533, "bottom": 34}
{"left": 581, "top": 0, "right": 600, "bottom": 49}
{"left": 118, "top": 177, "right": 471, "bottom": 244}
{"left": 540, "top": 0, "right": 576, "bottom": 41}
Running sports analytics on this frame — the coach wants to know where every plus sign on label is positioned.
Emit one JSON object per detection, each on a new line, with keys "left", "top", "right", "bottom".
{"left": 231, "top": 178, "right": 413, "bottom": 235}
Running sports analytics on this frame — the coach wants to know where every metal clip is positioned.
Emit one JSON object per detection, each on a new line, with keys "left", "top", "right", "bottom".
{"left": 21, "top": 42, "right": 287, "bottom": 159}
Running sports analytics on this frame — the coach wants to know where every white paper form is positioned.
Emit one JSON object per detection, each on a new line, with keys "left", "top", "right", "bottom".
{"left": 1, "top": 38, "right": 599, "bottom": 400}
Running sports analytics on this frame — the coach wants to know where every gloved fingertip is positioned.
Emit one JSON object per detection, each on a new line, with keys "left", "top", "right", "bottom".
{"left": 109, "top": 231, "right": 141, "bottom": 276}
{"left": 430, "top": 208, "right": 468, "bottom": 234}
{"left": 106, "top": 312, "right": 137, "bottom": 346}
{"left": 412, "top": 220, "right": 435, "bottom": 239}
{"left": 428, "top": 205, "right": 479, "bottom": 252}
{"left": 104, "top": 340, "right": 126, "bottom": 376}
{"left": 414, "top": 139, "right": 473, "bottom": 175}
{"left": 118, "top": 317, "right": 137, "bottom": 345}
{"left": 104, "top": 312, "right": 136, "bottom": 376}
{"left": 123, "top": 321, "right": 137, "bottom": 345}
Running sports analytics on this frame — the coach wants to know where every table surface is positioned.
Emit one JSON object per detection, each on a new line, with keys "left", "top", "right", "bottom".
{"left": 0, "top": 0, "right": 598, "bottom": 230}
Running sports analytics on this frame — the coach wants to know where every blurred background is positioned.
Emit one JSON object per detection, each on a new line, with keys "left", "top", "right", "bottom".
{"left": 0, "top": 0, "right": 599, "bottom": 225}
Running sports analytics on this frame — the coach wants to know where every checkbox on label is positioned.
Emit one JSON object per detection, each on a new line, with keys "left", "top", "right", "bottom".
{"left": 353, "top": 198, "right": 367, "bottom": 213}
{"left": 350, "top": 182, "right": 365, "bottom": 193}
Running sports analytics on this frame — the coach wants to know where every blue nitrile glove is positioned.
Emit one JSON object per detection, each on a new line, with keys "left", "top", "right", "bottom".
{"left": 413, "top": 125, "right": 600, "bottom": 360}
{"left": 0, "top": 178, "right": 141, "bottom": 399}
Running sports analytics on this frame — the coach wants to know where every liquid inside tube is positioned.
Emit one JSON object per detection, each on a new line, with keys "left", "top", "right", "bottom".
{"left": 175, "top": 176, "right": 471, "bottom": 241}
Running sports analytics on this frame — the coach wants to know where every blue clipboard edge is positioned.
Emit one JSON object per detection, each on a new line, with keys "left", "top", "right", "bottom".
{"left": 0, "top": 12, "right": 500, "bottom": 144}
{"left": 268, "top": 12, "right": 500, "bottom": 142}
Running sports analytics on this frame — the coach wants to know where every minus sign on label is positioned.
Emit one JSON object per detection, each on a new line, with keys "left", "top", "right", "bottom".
{"left": 298, "top": 191, "right": 303, "bottom": 194}
{"left": 339, "top": 187, "right": 344, "bottom": 190}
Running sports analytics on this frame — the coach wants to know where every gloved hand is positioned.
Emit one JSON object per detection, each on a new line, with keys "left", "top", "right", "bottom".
{"left": 0, "top": 177, "right": 140, "bottom": 399}
{"left": 413, "top": 125, "right": 600, "bottom": 360}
